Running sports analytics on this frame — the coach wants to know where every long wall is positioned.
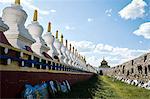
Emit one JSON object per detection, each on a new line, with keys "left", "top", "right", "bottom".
{"left": 106, "top": 53, "right": 150, "bottom": 82}
{"left": 0, "top": 71, "right": 93, "bottom": 98}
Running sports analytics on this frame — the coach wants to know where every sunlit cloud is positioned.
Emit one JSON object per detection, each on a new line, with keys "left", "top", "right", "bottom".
{"left": 133, "top": 22, "right": 150, "bottom": 39}
{"left": 119, "top": 0, "right": 147, "bottom": 20}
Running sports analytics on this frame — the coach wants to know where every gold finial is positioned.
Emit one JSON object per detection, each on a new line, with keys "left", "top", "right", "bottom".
{"left": 15, "top": 0, "right": 20, "bottom": 5}
{"left": 84, "top": 56, "right": 86, "bottom": 62}
{"left": 69, "top": 44, "right": 71, "bottom": 51}
{"left": 73, "top": 47, "right": 74, "bottom": 53}
{"left": 61, "top": 34, "right": 63, "bottom": 44}
{"left": 75, "top": 49, "right": 77, "bottom": 55}
{"left": 56, "top": 30, "right": 58, "bottom": 39}
{"left": 47, "top": 22, "right": 51, "bottom": 32}
{"left": 33, "top": 10, "right": 38, "bottom": 21}
{"left": 66, "top": 40, "right": 68, "bottom": 48}
{"left": 103, "top": 56, "right": 105, "bottom": 60}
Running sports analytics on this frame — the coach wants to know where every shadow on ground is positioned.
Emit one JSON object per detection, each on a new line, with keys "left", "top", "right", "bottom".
{"left": 57, "top": 75, "right": 150, "bottom": 99}
{"left": 57, "top": 74, "right": 117, "bottom": 99}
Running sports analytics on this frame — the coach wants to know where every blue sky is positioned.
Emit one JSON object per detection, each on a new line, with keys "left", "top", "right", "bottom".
{"left": 0, "top": 0, "right": 150, "bottom": 67}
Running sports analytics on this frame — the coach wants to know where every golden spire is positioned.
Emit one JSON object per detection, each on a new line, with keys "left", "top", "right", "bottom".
{"left": 69, "top": 44, "right": 71, "bottom": 51}
{"left": 84, "top": 56, "right": 86, "bottom": 62}
{"left": 103, "top": 56, "right": 105, "bottom": 60}
{"left": 66, "top": 40, "right": 68, "bottom": 48}
{"left": 56, "top": 30, "right": 58, "bottom": 39}
{"left": 15, "top": 0, "right": 20, "bottom": 5}
{"left": 33, "top": 10, "right": 38, "bottom": 21}
{"left": 73, "top": 46, "right": 74, "bottom": 53}
{"left": 47, "top": 22, "right": 51, "bottom": 32}
{"left": 75, "top": 49, "right": 77, "bottom": 56}
{"left": 61, "top": 34, "right": 63, "bottom": 44}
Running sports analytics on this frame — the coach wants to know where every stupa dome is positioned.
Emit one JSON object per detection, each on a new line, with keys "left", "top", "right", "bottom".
{"left": 27, "top": 10, "right": 43, "bottom": 41}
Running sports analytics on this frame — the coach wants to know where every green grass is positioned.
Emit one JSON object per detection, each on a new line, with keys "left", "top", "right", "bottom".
{"left": 101, "top": 76, "right": 150, "bottom": 99}
{"left": 58, "top": 75, "right": 150, "bottom": 99}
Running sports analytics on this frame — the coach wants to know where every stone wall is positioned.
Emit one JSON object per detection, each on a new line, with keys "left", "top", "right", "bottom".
{"left": 106, "top": 52, "right": 150, "bottom": 83}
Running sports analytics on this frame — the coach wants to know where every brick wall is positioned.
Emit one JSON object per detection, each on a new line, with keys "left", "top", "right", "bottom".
{"left": 0, "top": 71, "right": 94, "bottom": 98}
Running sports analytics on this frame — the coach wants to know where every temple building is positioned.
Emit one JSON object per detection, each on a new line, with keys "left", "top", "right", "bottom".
{"left": 100, "top": 58, "right": 109, "bottom": 68}
{"left": 99, "top": 57, "right": 110, "bottom": 75}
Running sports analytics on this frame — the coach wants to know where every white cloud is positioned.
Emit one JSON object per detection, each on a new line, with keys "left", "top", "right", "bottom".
{"left": 65, "top": 26, "right": 75, "bottom": 30}
{"left": 70, "top": 41, "right": 95, "bottom": 52}
{"left": 22, "top": 1, "right": 50, "bottom": 15}
{"left": 50, "top": 9, "right": 56, "bottom": 13}
{"left": 119, "top": 0, "right": 147, "bottom": 20}
{"left": 0, "top": 0, "right": 12, "bottom": 3}
{"left": 133, "top": 22, "right": 150, "bottom": 39}
{"left": 0, "top": 0, "right": 52, "bottom": 15}
{"left": 70, "top": 40, "right": 149, "bottom": 67}
{"left": 139, "top": 41, "right": 143, "bottom": 44}
{"left": 105, "top": 9, "right": 112, "bottom": 17}
{"left": 86, "top": 56, "right": 100, "bottom": 67}
{"left": 87, "top": 18, "right": 93, "bottom": 22}
{"left": 94, "top": 44, "right": 113, "bottom": 52}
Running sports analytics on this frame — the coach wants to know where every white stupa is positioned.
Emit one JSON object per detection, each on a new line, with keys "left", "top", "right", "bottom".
{"left": 68, "top": 44, "right": 73, "bottom": 66}
{"left": 74, "top": 49, "right": 78, "bottom": 66}
{"left": 70, "top": 46, "right": 74, "bottom": 66}
{"left": 77, "top": 53, "right": 81, "bottom": 68}
{"left": 53, "top": 30, "right": 64, "bottom": 63}
{"left": 2, "top": 0, "right": 35, "bottom": 49}
{"left": 60, "top": 34, "right": 68, "bottom": 65}
{"left": 42, "top": 22, "right": 59, "bottom": 60}
{"left": 71, "top": 46, "right": 76, "bottom": 66}
{"left": 27, "top": 10, "right": 49, "bottom": 56}
{"left": 64, "top": 40, "right": 69, "bottom": 65}
{"left": 65, "top": 40, "right": 72, "bottom": 65}
{"left": 81, "top": 56, "right": 87, "bottom": 70}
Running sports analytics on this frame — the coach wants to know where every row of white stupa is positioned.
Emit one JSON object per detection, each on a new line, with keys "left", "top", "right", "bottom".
{"left": 1, "top": 0, "right": 87, "bottom": 70}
